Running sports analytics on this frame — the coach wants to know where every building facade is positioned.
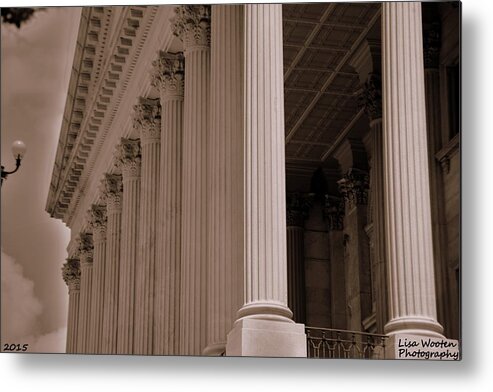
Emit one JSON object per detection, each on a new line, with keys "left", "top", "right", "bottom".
{"left": 49, "top": 2, "right": 460, "bottom": 357}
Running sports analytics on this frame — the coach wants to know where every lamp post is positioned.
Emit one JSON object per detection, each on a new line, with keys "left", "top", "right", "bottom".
{"left": 1, "top": 140, "right": 27, "bottom": 186}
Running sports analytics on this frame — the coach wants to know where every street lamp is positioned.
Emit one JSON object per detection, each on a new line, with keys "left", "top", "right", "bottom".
{"left": 1, "top": 140, "right": 27, "bottom": 186}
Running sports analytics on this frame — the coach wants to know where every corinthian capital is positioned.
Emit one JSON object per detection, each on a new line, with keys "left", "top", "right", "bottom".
{"left": 323, "top": 195, "right": 345, "bottom": 231}
{"left": 133, "top": 97, "right": 161, "bottom": 143}
{"left": 88, "top": 203, "right": 107, "bottom": 238}
{"left": 337, "top": 168, "right": 369, "bottom": 209}
{"left": 286, "top": 193, "right": 312, "bottom": 227}
{"left": 78, "top": 232, "right": 94, "bottom": 264}
{"left": 151, "top": 51, "right": 185, "bottom": 98}
{"left": 423, "top": 21, "right": 441, "bottom": 69}
{"left": 102, "top": 173, "right": 123, "bottom": 212}
{"left": 62, "top": 258, "right": 81, "bottom": 291}
{"left": 171, "top": 5, "right": 211, "bottom": 49}
{"left": 358, "top": 73, "right": 382, "bottom": 122}
{"left": 117, "top": 138, "right": 141, "bottom": 179}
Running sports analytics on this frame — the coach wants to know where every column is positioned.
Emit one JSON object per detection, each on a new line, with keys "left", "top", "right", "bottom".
{"left": 323, "top": 195, "right": 347, "bottom": 329}
{"left": 133, "top": 98, "right": 161, "bottom": 355}
{"left": 116, "top": 138, "right": 141, "bottom": 354}
{"left": 382, "top": 2, "right": 443, "bottom": 338}
{"left": 76, "top": 232, "right": 93, "bottom": 353}
{"left": 204, "top": 4, "right": 243, "bottom": 356}
{"left": 225, "top": 4, "right": 306, "bottom": 357}
{"left": 62, "top": 258, "right": 81, "bottom": 353}
{"left": 172, "top": 5, "right": 210, "bottom": 356}
{"left": 423, "top": 20, "right": 454, "bottom": 338}
{"left": 360, "top": 74, "right": 389, "bottom": 334}
{"left": 335, "top": 143, "right": 372, "bottom": 332}
{"left": 102, "top": 173, "right": 123, "bottom": 354}
{"left": 286, "top": 193, "right": 309, "bottom": 324}
{"left": 151, "top": 51, "right": 185, "bottom": 355}
{"left": 87, "top": 204, "right": 107, "bottom": 353}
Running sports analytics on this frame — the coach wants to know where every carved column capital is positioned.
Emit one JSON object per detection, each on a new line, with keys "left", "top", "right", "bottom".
{"left": 151, "top": 51, "right": 185, "bottom": 99}
{"left": 62, "top": 258, "right": 81, "bottom": 291}
{"left": 171, "top": 5, "right": 211, "bottom": 49}
{"left": 423, "top": 21, "right": 441, "bottom": 69}
{"left": 338, "top": 168, "right": 369, "bottom": 209}
{"left": 78, "top": 232, "right": 94, "bottom": 265}
{"left": 132, "top": 98, "right": 161, "bottom": 144}
{"left": 102, "top": 173, "right": 123, "bottom": 212}
{"left": 286, "top": 193, "right": 312, "bottom": 227}
{"left": 88, "top": 203, "right": 107, "bottom": 240}
{"left": 359, "top": 73, "right": 382, "bottom": 122}
{"left": 323, "top": 195, "right": 345, "bottom": 231}
{"left": 117, "top": 138, "right": 141, "bottom": 179}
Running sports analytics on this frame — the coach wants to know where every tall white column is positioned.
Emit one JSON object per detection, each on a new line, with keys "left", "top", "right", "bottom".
{"left": 133, "top": 98, "right": 161, "bottom": 355}
{"left": 87, "top": 204, "right": 107, "bottom": 354}
{"left": 172, "top": 5, "right": 211, "bottom": 356}
{"left": 76, "top": 232, "right": 94, "bottom": 353}
{"left": 226, "top": 4, "right": 306, "bottom": 357}
{"left": 102, "top": 174, "right": 123, "bottom": 354}
{"left": 382, "top": 2, "right": 443, "bottom": 338}
{"left": 151, "top": 52, "right": 185, "bottom": 355}
{"left": 203, "top": 5, "right": 244, "bottom": 356}
{"left": 62, "top": 258, "right": 81, "bottom": 353}
{"left": 116, "top": 138, "right": 141, "bottom": 354}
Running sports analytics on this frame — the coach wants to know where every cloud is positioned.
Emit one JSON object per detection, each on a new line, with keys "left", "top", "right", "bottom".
{"left": 1, "top": 249, "right": 65, "bottom": 353}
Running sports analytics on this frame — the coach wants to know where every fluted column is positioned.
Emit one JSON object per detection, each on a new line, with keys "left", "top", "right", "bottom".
{"left": 360, "top": 73, "right": 389, "bottom": 334}
{"left": 76, "top": 232, "right": 93, "bottom": 353}
{"left": 116, "top": 139, "right": 141, "bottom": 354}
{"left": 172, "top": 5, "right": 210, "bottom": 356}
{"left": 151, "top": 52, "right": 185, "bottom": 355}
{"left": 62, "top": 258, "right": 81, "bottom": 353}
{"left": 323, "top": 195, "right": 347, "bottom": 329}
{"left": 226, "top": 4, "right": 306, "bottom": 357}
{"left": 87, "top": 204, "right": 107, "bottom": 353}
{"left": 204, "top": 5, "right": 244, "bottom": 356}
{"left": 133, "top": 98, "right": 161, "bottom": 355}
{"left": 101, "top": 174, "right": 123, "bottom": 354}
{"left": 286, "top": 193, "right": 310, "bottom": 324}
{"left": 382, "top": 2, "right": 443, "bottom": 338}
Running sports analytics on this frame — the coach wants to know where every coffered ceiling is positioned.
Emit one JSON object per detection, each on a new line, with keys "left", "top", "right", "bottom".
{"left": 283, "top": 3, "right": 380, "bottom": 167}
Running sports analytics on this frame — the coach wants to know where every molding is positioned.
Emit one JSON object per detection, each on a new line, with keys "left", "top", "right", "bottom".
{"left": 435, "top": 133, "right": 459, "bottom": 174}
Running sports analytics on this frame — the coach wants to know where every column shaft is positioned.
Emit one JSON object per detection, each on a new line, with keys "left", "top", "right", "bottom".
{"left": 382, "top": 2, "right": 443, "bottom": 337}
{"left": 67, "top": 289, "right": 80, "bottom": 353}
{"left": 88, "top": 217, "right": 106, "bottom": 353}
{"left": 205, "top": 4, "right": 244, "bottom": 355}
{"left": 134, "top": 100, "right": 161, "bottom": 355}
{"left": 117, "top": 142, "right": 141, "bottom": 354}
{"left": 77, "top": 254, "right": 93, "bottom": 353}
{"left": 173, "top": 5, "right": 211, "bottom": 355}
{"left": 153, "top": 52, "right": 184, "bottom": 356}
{"left": 287, "top": 226, "right": 305, "bottom": 323}
{"left": 102, "top": 185, "right": 122, "bottom": 354}
{"left": 226, "top": 4, "right": 306, "bottom": 358}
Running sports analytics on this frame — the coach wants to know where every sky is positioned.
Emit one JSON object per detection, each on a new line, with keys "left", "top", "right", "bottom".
{"left": 1, "top": 7, "right": 82, "bottom": 353}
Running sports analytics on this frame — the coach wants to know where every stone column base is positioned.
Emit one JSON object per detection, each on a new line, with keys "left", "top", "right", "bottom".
{"left": 225, "top": 318, "right": 307, "bottom": 357}
{"left": 385, "top": 333, "right": 460, "bottom": 361}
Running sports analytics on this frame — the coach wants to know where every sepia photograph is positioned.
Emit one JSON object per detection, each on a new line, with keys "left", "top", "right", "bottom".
{"left": 1, "top": 1, "right": 461, "bottom": 362}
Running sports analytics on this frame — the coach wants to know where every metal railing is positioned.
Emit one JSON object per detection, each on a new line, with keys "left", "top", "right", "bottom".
{"left": 306, "top": 327, "right": 388, "bottom": 359}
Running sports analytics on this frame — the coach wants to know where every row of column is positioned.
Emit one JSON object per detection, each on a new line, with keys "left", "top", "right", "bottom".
{"left": 61, "top": 2, "right": 447, "bottom": 357}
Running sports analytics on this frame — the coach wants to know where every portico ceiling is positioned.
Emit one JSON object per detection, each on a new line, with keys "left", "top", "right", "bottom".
{"left": 282, "top": 2, "right": 380, "bottom": 166}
